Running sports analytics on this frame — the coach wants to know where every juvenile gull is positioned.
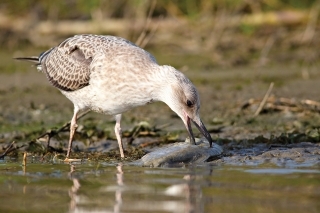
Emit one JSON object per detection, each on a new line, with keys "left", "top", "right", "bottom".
{"left": 15, "top": 34, "right": 213, "bottom": 160}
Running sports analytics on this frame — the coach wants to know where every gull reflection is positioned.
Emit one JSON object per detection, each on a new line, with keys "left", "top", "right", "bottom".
{"left": 114, "top": 163, "right": 124, "bottom": 213}
{"left": 117, "top": 166, "right": 209, "bottom": 213}
{"left": 68, "top": 163, "right": 125, "bottom": 213}
{"left": 68, "top": 164, "right": 81, "bottom": 212}
{"left": 68, "top": 163, "right": 211, "bottom": 213}
{"left": 164, "top": 173, "right": 204, "bottom": 213}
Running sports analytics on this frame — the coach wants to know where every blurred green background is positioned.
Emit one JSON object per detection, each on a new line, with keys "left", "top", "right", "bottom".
{"left": 0, "top": 0, "right": 319, "bottom": 68}
{"left": 1, "top": 0, "right": 317, "bottom": 20}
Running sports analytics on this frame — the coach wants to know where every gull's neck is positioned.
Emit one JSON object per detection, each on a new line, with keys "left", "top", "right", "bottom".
{"left": 151, "top": 65, "right": 180, "bottom": 104}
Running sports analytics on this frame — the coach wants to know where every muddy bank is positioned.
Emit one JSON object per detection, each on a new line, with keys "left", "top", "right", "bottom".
{"left": 0, "top": 75, "right": 319, "bottom": 167}
{"left": 1, "top": 137, "right": 319, "bottom": 168}
{"left": 1, "top": 63, "right": 320, "bottom": 167}
{"left": 215, "top": 142, "right": 320, "bottom": 167}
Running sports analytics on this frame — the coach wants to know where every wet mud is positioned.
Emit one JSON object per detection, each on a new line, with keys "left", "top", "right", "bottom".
{"left": 216, "top": 142, "right": 320, "bottom": 167}
{"left": 0, "top": 55, "right": 320, "bottom": 167}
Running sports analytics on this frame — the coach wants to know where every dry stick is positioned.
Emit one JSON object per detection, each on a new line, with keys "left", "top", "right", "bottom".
{"left": 36, "top": 110, "right": 90, "bottom": 149}
{"left": 300, "top": 1, "right": 320, "bottom": 79}
{"left": 205, "top": 8, "right": 228, "bottom": 52}
{"left": 139, "top": 140, "right": 162, "bottom": 148}
{"left": 139, "top": 2, "right": 162, "bottom": 48}
{"left": 302, "top": 99, "right": 320, "bottom": 106}
{"left": 254, "top": 82, "right": 274, "bottom": 117}
{"left": 0, "top": 141, "right": 16, "bottom": 158}
{"left": 140, "top": 16, "right": 162, "bottom": 49}
{"left": 301, "top": 1, "right": 320, "bottom": 43}
{"left": 259, "top": 35, "right": 275, "bottom": 66}
{"left": 135, "top": 0, "right": 157, "bottom": 47}
{"left": 22, "top": 152, "right": 27, "bottom": 166}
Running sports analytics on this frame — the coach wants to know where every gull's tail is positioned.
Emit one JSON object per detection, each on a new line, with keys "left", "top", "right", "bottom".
{"left": 14, "top": 56, "right": 39, "bottom": 63}
{"left": 14, "top": 56, "right": 42, "bottom": 71}
{"left": 14, "top": 48, "right": 54, "bottom": 71}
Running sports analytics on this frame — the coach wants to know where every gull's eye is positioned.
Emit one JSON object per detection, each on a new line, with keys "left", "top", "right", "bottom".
{"left": 186, "top": 100, "right": 193, "bottom": 107}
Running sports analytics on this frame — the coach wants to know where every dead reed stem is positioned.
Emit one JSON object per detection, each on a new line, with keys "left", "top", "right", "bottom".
{"left": 254, "top": 82, "right": 274, "bottom": 117}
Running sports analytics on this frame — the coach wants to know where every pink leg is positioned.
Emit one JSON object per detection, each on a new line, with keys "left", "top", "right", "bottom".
{"left": 66, "top": 109, "right": 79, "bottom": 158}
{"left": 114, "top": 114, "right": 125, "bottom": 158}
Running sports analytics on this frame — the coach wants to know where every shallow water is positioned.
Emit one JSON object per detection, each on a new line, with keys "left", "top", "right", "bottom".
{"left": 0, "top": 160, "right": 319, "bottom": 213}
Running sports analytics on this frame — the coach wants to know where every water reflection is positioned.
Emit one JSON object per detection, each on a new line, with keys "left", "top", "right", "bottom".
{"left": 1, "top": 161, "right": 319, "bottom": 213}
{"left": 164, "top": 174, "right": 202, "bottom": 212}
{"left": 67, "top": 163, "right": 211, "bottom": 213}
{"left": 114, "top": 164, "right": 123, "bottom": 213}
{"left": 67, "top": 163, "right": 126, "bottom": 213}
{"left": 68, "top": 164, "right": 81, "bottom": 212}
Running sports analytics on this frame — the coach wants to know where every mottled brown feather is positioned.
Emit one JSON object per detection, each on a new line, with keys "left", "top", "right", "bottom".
{"left": 39, "top": 35, "right": 156, "bottom": 92}
{"left": 41, "top": 38, "right": 93, "bottom": 91}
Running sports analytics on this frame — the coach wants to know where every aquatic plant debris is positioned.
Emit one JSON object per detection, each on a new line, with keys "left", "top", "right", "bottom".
{"left": 242, "top": 96, "right": 320, "bottom": 114}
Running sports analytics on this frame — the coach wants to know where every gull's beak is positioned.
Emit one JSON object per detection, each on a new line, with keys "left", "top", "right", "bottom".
{"left": 185, "top": 115, "right": 196, "bottom": 145}
{"left": 184, "top": 115, "right": 213, "bottom": 147}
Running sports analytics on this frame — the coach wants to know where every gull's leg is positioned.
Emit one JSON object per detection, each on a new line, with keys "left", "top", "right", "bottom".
{"left": 115, "top": 114, "right": 125, "bottom": 158}
{"left": 66, "top": 108, "right": 79, "bottom": 159}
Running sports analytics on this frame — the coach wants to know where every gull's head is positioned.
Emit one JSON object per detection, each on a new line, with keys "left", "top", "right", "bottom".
{"left": 161, "top": 66, "right": 213, "bottom": 147}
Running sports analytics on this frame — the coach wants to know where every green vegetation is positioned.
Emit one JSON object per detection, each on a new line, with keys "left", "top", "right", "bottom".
{"left": 1, "top": 0, "right": 318, "bottom": 20}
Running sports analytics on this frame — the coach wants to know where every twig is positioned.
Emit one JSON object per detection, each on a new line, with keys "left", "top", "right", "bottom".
{"left": 139, "top": 140, "right": 162, "bottom": 148}
{"left": 135, "top": 0, "right": 157, "bottom": 48}
{"left": 300, "top": 1, "right": 320, "bottom": 79}
{"left": 140, "top": 16, "right": 162, "bottom": 49}
{"left": 301, "top": 0, "right": 320, "bottom": 43}
{"left": 22, "top": 152, "right": 27, "bottom": 166}
{"left": 243, "top": 96, "right": 320, "bottom": 113}
{"left": 37, "top": 109, "right": 90, "bottom": 148}
{"left": 259, "top": 35, "right": 275, "bottom": 66}
{"left": 254, "top": 82, "right": 274, "bottom": 117}
{"left": 302, "top": 99, "right": 320, "bottom": 106}
{"left": 0, "top": 141, "right": 16, "bottom": 159}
